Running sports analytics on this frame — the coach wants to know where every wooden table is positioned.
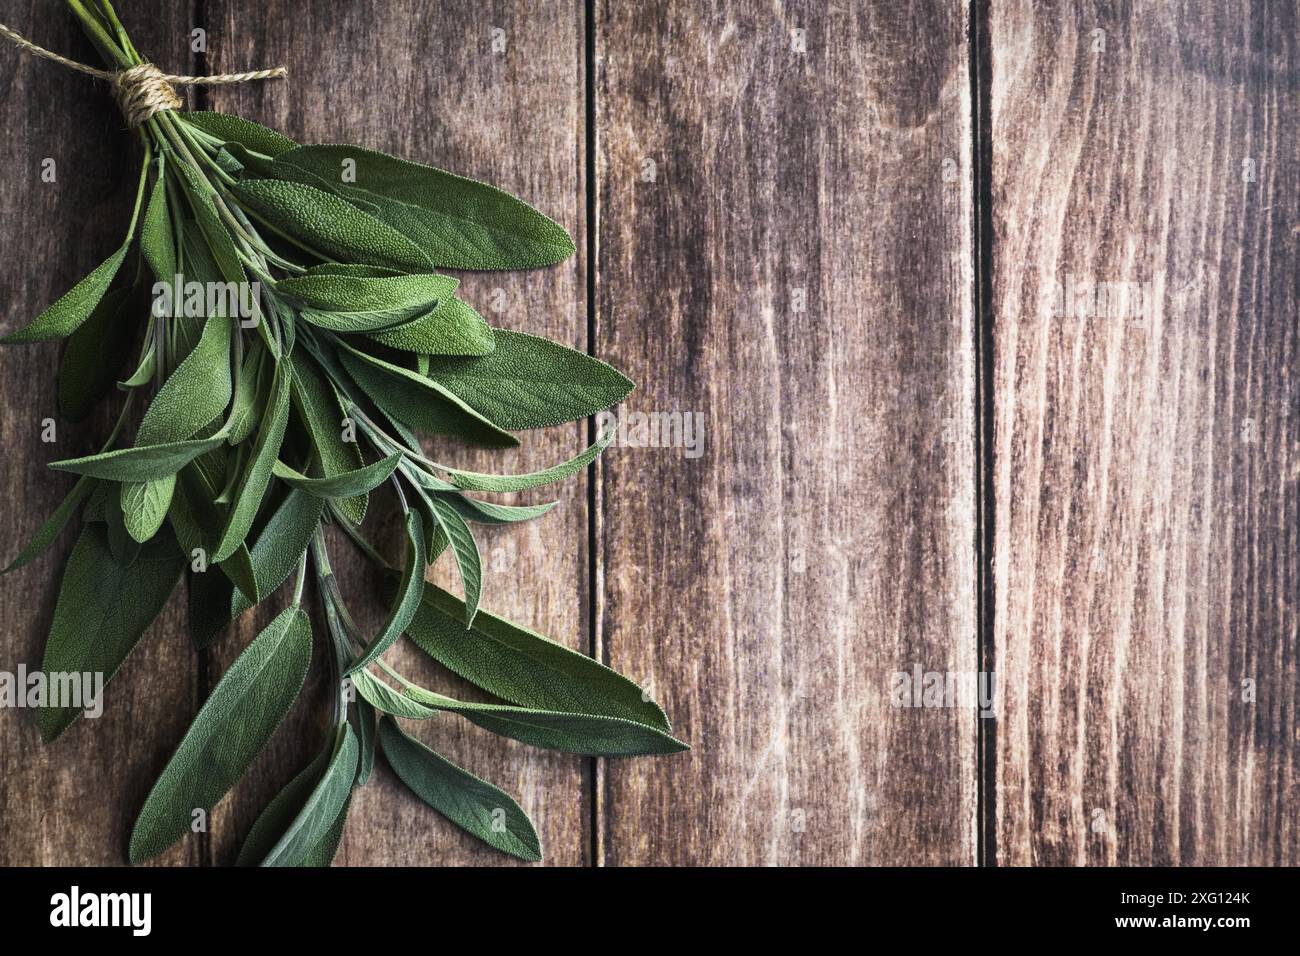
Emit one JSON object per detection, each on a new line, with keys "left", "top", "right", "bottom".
{"left": 0, "top": 0, "right": 1294, "bottom": 866}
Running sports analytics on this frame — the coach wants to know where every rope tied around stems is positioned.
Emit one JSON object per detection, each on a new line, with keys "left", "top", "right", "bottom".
{"left": 0, "top": 22, "right": 286, "bottom": 127}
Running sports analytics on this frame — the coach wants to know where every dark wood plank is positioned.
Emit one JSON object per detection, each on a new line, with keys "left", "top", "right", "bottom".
{"left": 991, "top": 0, "right": 1299, "bottom": 865}
{"left": 594, "top": 0, "right": 978, "bottom": 865}
{"left": 203, "top": 0, "right": 591, "bottom": 866}
{"left": 0, "top": 0, "right": 200, "bottom": 866}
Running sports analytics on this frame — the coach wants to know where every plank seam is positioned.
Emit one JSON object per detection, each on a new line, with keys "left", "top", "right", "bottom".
{"left": 969, "top": 0, "right": 997, "bottom": 869}
{"left": 584, "top": 0, "right": 602, "bottom": 869}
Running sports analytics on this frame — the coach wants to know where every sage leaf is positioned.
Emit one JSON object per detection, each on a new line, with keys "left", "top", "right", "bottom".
{"left": 226, "top": 347, "right": 264, "bottom": 446}
{"left": 271, "top": 145, "right": 575, "bottom": 270}
{"left": 302, "top": 791, "right": 352, "bottom": 867}
{"left": 354, "top": 698, "right": 377, "bottom": 787}
{"left": 118, "top": 339, "right": 157, "bottom": 389}
{"left": 232, "top": 488, "right": 325, "bottom": 618}
{"left": 352, "top": 668, "right": 435, "bottom": 720}
{"left": 213, "top": 366, "right": 291, "bottom": 562}
{"left": 425, "top": 329, "right": 633, "bottom": 430}
{"left": 439, "top": 493, "right": 557, "bottom": 526}
{"left": 271, "top": 453, "right": 401, "bottom": 499}
{"left": 39, "top": 523, "right": 185, "bottom": 741}
{"left": 366, "top": 296, "right": 495, "bottom": 357}
{"left": 432, "top": 429, "right": 613, "bottom": 492}
{"left": 235, "top": 748, "right": 329, "bottom": 866}
{"left": 173, "top": 162, "right": 272, "bottom": 357}
{"left": 2, "top": 152, "right": 152, "bottom": 344}
{"left": 402, "top": 686, "right": 689, "bottom": 757}
{"left": 379, "top": 717, "right": 542, "bottom": 861}
{"left": 1, "top": 476, "right": 94, "bottom": 575}
{"left": 128, "top": 605, "right": 313, "bottom": 862}
{"left": 48, "top": 431, "right": 230, "bottom": 483}
{"left": 181, "top": 111, "right": 297, "bottom": 158}
{"left": 231, "top": 179, "right": 434, "bottom": 272}
{"left": 427, "top": 495, "right": 482, "bottom": 626}
{"left": 140, "top": 156, "right": 177, "bottom": 280}
{"left": 120, "top": 476, "right": 175, "bottom": 543}
{"left": 58, "top": 287, "right": 136, "bottom": 422}
{"left": 346, "top": 511, "right": 425, "bottom": 674}
{"left": 260, "top": 724, "right": 358, "bottom": 867}
{"left": 289, "top": 350, "right": 367, "bottom": 523}
{"left": 339, "top": 343, "right": 517, "bottom": 448}
{"left": 274, "top": 271, "right": 458, "bottom": 335}
{"left": 408, "top": 584, "right": 672, "bottom": 731}
{"left": 122, "top": 312, "right": 234, "bottom": 541}
{"left": 187, "top": 565, "right": 232, "bottom": 651}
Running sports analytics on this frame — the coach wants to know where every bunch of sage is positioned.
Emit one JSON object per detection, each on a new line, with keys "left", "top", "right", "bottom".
{"left": 2, "top": 0, "right": 683, "bottom": 866}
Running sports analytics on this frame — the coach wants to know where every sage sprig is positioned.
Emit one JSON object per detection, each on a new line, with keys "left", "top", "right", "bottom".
{"left": 3, "top": 0, "right": 684, "bottom": 866}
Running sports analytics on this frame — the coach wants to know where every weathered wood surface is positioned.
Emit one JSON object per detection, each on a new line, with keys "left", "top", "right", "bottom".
{"left": 990, "top": 0, "right": 1299, "bottom": 864}
{"left": 593, "top": 1, "right": 978, "bottom": 865}
{"left": 203, "top": 0, "right": 591, "bottom": 866}
{"left": 2, "top": 0, "right": 1296, "bottom": 868}
{"left": 0, "top": 1, "right": 199, "bottom": 866}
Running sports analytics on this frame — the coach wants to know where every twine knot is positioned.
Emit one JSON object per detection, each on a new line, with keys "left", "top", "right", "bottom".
{"left": 111, "top": 64, "right": 184, "bottom": 128}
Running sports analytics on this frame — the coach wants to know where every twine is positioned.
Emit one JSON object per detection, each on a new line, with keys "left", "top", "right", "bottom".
{"left": 0, "top": 22, "right": 286, "bottom": 127}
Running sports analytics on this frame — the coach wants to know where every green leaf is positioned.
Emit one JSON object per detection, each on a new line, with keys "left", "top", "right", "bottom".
{"left": 339, "top": 343, "right": 518, "bottom": 448}
{"left": 122, "top": 312, "right": 234, "bottom": 541}
{"left": 427, "top": 496, "right": 482, "bottom": 626}
{"left": 346, "top": 511, "right": 425, "bottom": 674}
{"left": 425, "top": 329, "right": 633, "bottom": 430}
{"left": 129, "top": 605, "right": 313, "bottom": 863}
{"left": 187, "top": 565, "right": 232, "bottom": 651}
{"left": 139, "top": 314, "right": 234, "bottom": 445}
{"left": 181, "top": 112, "right": 297, "bottom": 158}
{"left": 260, "top": 724, "right": 358, "bottom": 867}
{"left": 213, "top": 366, "right": 291, "bottom": 562}
{"left": 351, "top": 668, "right": 435, "bottom": 720}
{"left": 379, "top": 717, "right": 541, "bottom": 862}
{"left": 274, "top": 271, "right": 459, "bottom": 334}
{"left": 402, "top": 686, "right": 689, "bottom": 757}
{"left": 39, "top": 524, "right": 185, "bottom": 741}
{"left": 354, "top": 698, "right": 377, "bottom": 787}
{"left": 231, "top": 179, "right": 434, "bottom": 272}
{"left": 118, "top": 340, "right": 157, "bottom": 389}
{"left": 439, "top": 492, "right": 557, "bottom": 525}
{"left": 1, "top": 476, "right": 94, "bottom": 575}
{"left": 271, "top": 453, "right": 401, "bottom": 499}
{"left": 173, "top": 162, "right": 272, "bottom": 357}
{"left": 408, "top": 584, "right": 672, "bottom": 731}
{"left": 367, "top": 296, "right": 495, "bottom": 357}
{"left": 3, "top": 153, "right": 153, "bottom": 344}
{"left": 429, "top": 429, "right": 613, "bottom": 492}
{"left": 140, "top": 156, "right": 177, "bottom": 280}
{"left": 48, "top": 431, "right": 230, "bottom": 482}
{"left": 289, "top": 350, "right": 367, "bottom": 523}
{"left": 226, "top": 346, "right": 265, "bottom": 445}
{"left": 120, "top": 476, "right": 175, "bottom": 543}
{"left": 271, "top": 145, "right": 575, "bottom": 270}
{"left": 232, "top": 489, "right": 326, "bottom": 617}
{"left": 302, "top": 791, "right": 351, "bottom": 867}
{"left": 235, "top": 748, "right": 329, "bottom": 866}
{"left": 58, "top": 287, "right": 136, "bottom": 422}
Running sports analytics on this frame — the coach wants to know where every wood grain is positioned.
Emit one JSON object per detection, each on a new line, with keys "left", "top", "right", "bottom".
{"left": 0, "top": 0, "right": 200, "bottom": 866}
{"left": 990, "top": 0, "right": 1300, "bottom": 865}
{"left": 593, "top": 0, "right": 979, "bottom": 865}
{"left": 202, "top": 0, "right": 591, "bottom": 866}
